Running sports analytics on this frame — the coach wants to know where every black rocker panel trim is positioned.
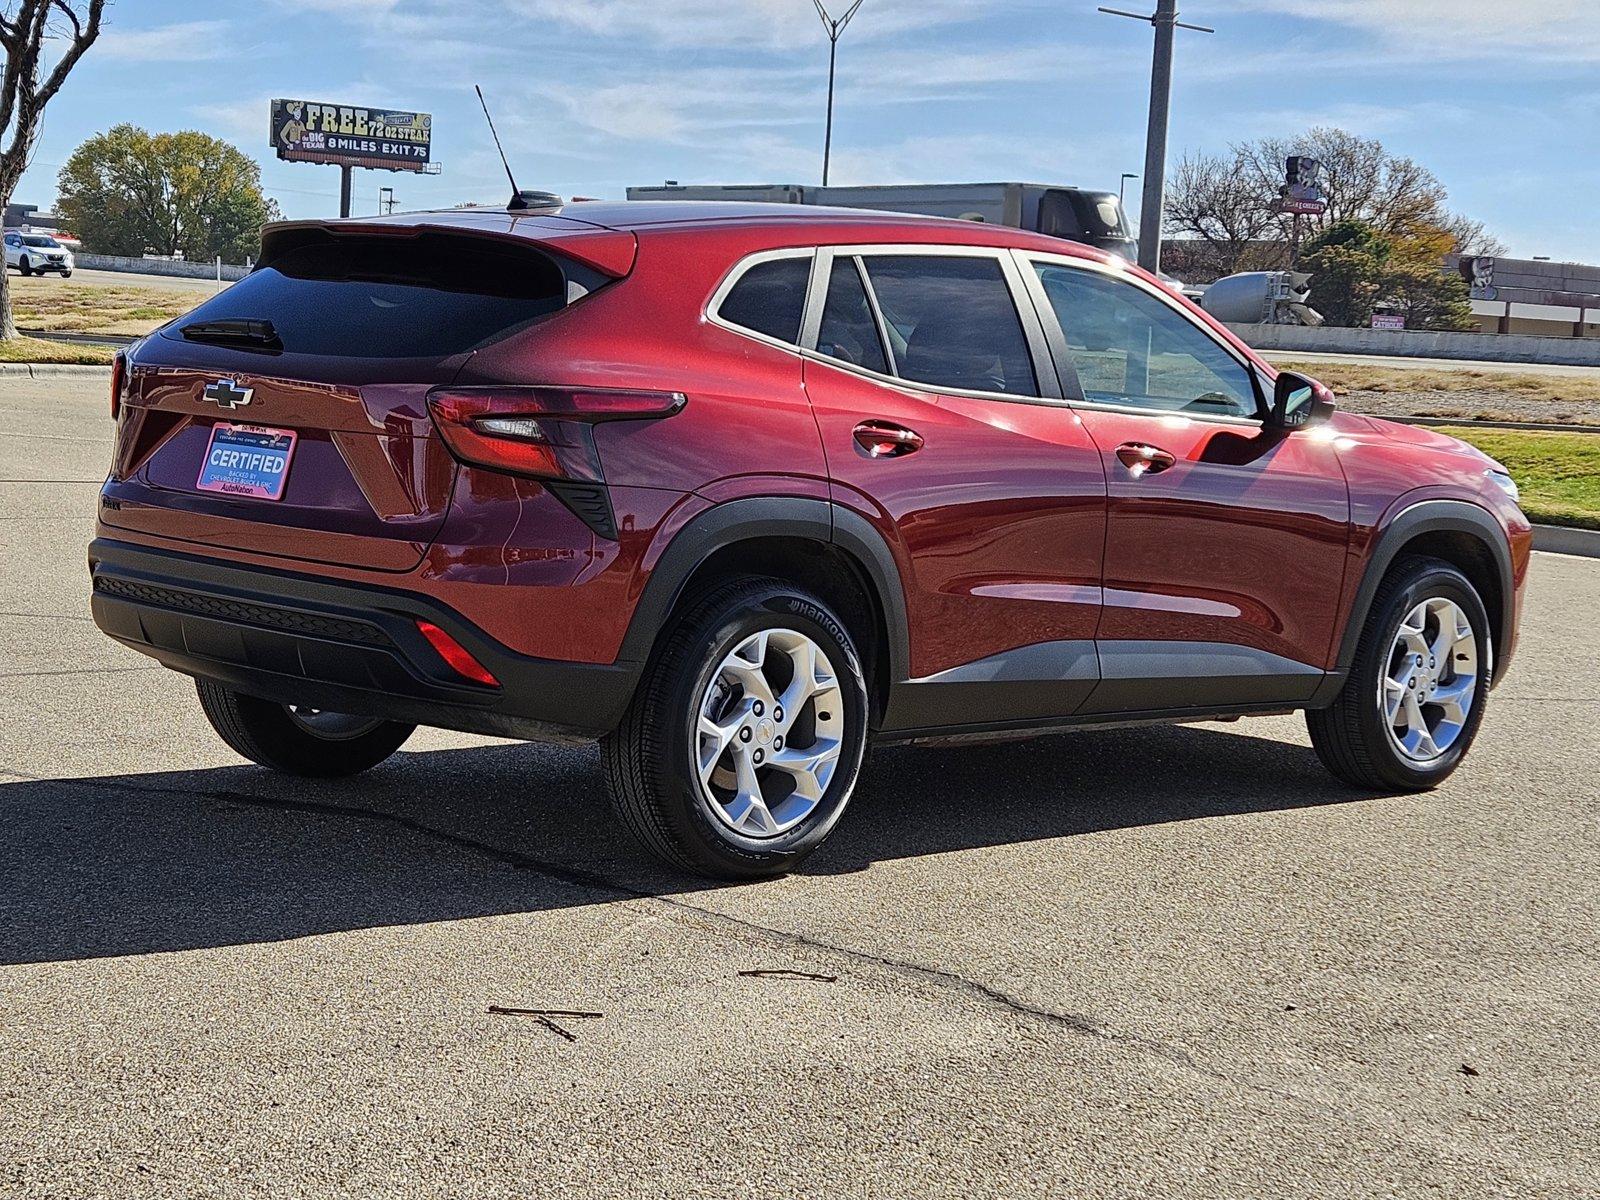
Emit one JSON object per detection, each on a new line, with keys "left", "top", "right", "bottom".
{"left": 881, "top": 638, "right": 1326, "bottom": 737}
{"left": 1081, "top": 640, "right": 1324, "bottom": 714}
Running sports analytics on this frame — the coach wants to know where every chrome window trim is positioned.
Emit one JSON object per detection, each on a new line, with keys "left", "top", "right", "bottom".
{"left": 849, "top": 253, "right": 900, "bottom": 376}
{"left": 704, "top": 247, "right": 819, "bottom": 353}
{"left": 1015, "top": 248, "right": 1269, "bottom": 425}
{"left": 801, "top": 242, "right": 1065, "bottom": 406}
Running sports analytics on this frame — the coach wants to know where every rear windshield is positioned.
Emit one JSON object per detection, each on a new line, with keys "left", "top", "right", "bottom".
{"left": 167, "top": 231, "right": 576, "bottom": 358}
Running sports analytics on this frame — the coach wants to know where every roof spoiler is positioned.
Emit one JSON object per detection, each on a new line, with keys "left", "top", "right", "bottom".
{"left": 258, "top": 219, "right": 638, "bottom": 279}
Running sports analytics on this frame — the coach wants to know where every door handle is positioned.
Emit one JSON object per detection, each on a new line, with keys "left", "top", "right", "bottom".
{"left": 1115, "top": 442, "right": 1177, "bottom": 477}
{"left": 853, "top": 420, "right": 924, "bottom": 459}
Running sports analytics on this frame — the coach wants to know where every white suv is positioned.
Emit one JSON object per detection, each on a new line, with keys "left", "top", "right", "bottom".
{"left": 4, "top": 230, "right": 74, "bottom": 277}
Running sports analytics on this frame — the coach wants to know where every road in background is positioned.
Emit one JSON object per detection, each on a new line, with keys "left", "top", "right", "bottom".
{"left": 1267, "top": 350, "right": 1600, "bottom": 377}
{"left": 12, "top": 265, "right": 230, "bottom": 295}
{"left": 3, "top": 376, "right": 1598, "bottom": 1198}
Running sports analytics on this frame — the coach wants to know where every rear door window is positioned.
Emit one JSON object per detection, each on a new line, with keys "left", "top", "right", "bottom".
{"left": 816, "top": 257, "right": 889, "bottom": 374}
{"left": 717, "top": 256, "right": 812, "bottom": 344}
{"left": 167, "top": 231, "right": 577, "bottom": 358}
{"left": 859, "top": 255, "right": 1037, "bottom": 396}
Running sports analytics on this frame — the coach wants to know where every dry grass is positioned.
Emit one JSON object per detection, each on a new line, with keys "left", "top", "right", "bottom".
{"left": 1272, "top": 358, "right": 1600, "bottom": 406}
{"left": 0, "top": 335, "right": 117, "bottom": 364}
{"left": 8, "top": 274, "right": 197, "bottom": 335}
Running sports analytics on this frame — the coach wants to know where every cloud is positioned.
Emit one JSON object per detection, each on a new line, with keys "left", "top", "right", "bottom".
{"left": 96, "top": 20, "right": 231, "bottom": 62}
{"left": 274, "top": 0, "right": 400, "bottom": 11}
{"left": 506, "top": 0, "right": 996, "bottom": 50}
{"left": 1207, "top": 0, "right": 1600, "bottom": 62}
{"left": 190, "top": 97, "right": 274, "bottom": 145}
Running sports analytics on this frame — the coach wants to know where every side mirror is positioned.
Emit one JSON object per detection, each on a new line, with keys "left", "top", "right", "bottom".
{"left": 1270, "top": 370, "right": 1335, "bottom": 429}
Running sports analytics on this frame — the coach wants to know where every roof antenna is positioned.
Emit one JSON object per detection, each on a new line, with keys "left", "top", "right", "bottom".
{"left": 475, "top": 84, "right": 559, "bottom": 211}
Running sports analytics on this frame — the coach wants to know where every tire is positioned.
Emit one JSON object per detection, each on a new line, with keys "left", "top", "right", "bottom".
{"left": 602, "top": 577, "right": 870, "bottom": 879}
{"left": 195, "top": 679, "right": 415, "bottom": 777}
{"left": 60, "top": 270, "right": 71, "bottom": 278}
{"left": 18, "top": 257, "right": 29, "bottom": 276}
{"left": 1307, "top": 556, "right": 1491, "bottom": 791}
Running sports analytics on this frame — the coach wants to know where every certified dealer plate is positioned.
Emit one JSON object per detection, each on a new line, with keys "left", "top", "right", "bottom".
{"left": 196, "top": 423, "right": 298, "bottom": 501}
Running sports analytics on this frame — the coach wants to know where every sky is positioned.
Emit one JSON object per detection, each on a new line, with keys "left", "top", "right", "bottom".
{"left": 10, "top": 0, "right": 1598, "bottom": 262}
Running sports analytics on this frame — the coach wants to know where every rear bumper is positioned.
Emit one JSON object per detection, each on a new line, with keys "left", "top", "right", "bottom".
{"left": 88, "top": 538, "right": 640, "bottom": 741}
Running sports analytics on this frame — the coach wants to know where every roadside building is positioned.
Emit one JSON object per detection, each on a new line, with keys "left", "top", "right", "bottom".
{"left": 1452, "top": 254, "right": 1600, "bottom": 339}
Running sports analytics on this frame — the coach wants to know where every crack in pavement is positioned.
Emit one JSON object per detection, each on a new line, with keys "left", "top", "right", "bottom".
{"left": 0, "top": 665, "right": 162, "bottom": 679}
{"left": 5, "top": 766, "right": 1338, "bottom": 1118}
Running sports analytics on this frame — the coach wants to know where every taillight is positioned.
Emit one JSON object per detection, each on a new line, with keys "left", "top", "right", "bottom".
{"left": 110, "top": 351, "right": 127, "bottom": 421}
{"left": 415, "top": 620, "right": 500, "bottom": 688}
{"left": 426, "top": 386, "right": 685, "bottom": 483}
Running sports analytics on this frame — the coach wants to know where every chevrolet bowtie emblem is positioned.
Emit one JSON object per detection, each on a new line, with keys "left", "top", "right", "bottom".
{"left": 203, "top": 379, "right": 253, "bottom": 409}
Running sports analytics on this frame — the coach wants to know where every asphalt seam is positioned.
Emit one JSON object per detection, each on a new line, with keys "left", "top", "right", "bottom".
{"left": 2, "top": 766, "right": 1335, "bottom": 1118}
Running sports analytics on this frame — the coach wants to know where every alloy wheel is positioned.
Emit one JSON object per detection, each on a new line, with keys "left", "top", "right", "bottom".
{"left": 1379, "top": 596, "right": 1477, "bottom": 763}
{"left": 693, "top": 628, "right": 845, "bottom": 838}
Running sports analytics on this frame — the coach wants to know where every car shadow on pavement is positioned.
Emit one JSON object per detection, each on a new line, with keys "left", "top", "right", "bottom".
{"left": 0, "top": 722, "right": 1373, "bottom": 966}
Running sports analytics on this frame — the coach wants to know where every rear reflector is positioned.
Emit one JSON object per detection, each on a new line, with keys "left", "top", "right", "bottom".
{"left": 415, "top": 620, "right": 500, "bottom": 687}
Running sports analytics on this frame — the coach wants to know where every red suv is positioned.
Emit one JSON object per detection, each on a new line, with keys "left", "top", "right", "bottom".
{"left": 91, "top": 201, "right": 1532, "bottom": 878}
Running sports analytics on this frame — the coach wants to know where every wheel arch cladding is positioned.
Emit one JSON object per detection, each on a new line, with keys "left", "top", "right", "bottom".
{"left": 1339, "top": 500, "right": 1514, "bottom": 685}
{"left": 616, "top": 497, "right": 910, "bottom": 722}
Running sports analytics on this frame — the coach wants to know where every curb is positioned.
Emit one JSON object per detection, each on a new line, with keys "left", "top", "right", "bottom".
{"left": 0, "top": 362, "right": 113, "bottom": 378}
{"left": 1532, "top": 524, "right": 1600, "bottom": 559}
{"left": 1391, "top": 415, "right": 1600, "bottom": 436}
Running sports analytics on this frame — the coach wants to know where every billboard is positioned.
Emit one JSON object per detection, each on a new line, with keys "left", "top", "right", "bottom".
{"left": 1279, "top": 155, "right": 1326, "bottom": 216}
{"left": 270, "top": 99, "right": 431, "bottom": 172}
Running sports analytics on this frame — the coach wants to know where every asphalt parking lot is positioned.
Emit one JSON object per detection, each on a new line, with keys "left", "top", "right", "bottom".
{"left": 3, "top": 375, "right": 1598, "bottom": 1199}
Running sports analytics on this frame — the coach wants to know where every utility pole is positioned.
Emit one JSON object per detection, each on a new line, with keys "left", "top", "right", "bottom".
{"left": 814, "top": 0, "right": 865, "bottom": 187}
{"left": 379, "top": 186, "right": 395, "bottom": 215}
{"left": 1100, "top": 2, "right": 1213, "bottom": 274}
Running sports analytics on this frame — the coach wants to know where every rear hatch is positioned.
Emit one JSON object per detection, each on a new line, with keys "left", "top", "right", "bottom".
{"left": 103, "top": 218, "right": 629, "bottom": 572}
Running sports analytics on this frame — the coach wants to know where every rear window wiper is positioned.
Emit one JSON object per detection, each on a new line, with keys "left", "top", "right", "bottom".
{"left": 181, "top": 318, "right": 283, "bottom": 350}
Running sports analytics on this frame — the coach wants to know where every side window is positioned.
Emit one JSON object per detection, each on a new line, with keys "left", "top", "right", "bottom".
{"left": 717, "top": 256, "right": 811, "bottom": 344}
{"left": 860, "top": 255, "right": 1038, "bottom": 397}
{"left": 816, "top": 257, "right": 889, "bottom": 374}
{"left": 1034, "top": 263, "right": 1260, "bottom": 418}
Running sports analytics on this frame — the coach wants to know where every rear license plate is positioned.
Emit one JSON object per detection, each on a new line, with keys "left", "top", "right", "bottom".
{"left": 196, "top": 423, "right": 297, "bottom": 501}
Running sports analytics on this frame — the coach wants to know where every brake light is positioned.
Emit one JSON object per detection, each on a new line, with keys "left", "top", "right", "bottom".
{"left": 416, "top": 620, "right": 500, "bottom": 687}
{"left": 110, "top": 351, "right": 127, "bottom": 421}
{"left": 426, "top": 386, "right": 686, "bottom": 482}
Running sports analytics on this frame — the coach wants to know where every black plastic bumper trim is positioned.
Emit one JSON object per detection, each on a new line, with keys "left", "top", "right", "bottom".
{"left": 88, "top": 538, "right": 640, "bottom": 740}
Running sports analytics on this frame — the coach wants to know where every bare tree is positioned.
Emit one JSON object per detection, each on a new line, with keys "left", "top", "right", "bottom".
{"left": 1163, "top": 150, "right": 1282, "bottom": 280}
{"left": 0, "top": 0, "right": 105, "bottom": 340}
{"left": 1440, "top": 212, "right": 1506, "bottom": 259}
{"left": 1164, "top": 126, "right": 1504, "bottom": 283}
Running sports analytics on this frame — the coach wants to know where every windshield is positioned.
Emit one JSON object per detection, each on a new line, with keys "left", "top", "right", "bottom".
{"left": 22, "top": 235, "right": 60, "bottom": 248}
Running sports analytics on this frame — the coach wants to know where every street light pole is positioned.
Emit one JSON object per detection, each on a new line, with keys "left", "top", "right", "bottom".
{"left": 814, "top": 0, "right": 865, "bottom": 188}
{"left": 1100, "top": 2, "right": 1213, "bottom": 275}
{"left": 1119, "top": 172, "right": 1138, "bottom": 206}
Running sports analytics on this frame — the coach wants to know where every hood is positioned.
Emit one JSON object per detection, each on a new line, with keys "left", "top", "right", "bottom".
{"left": 1346, "top": 413, "right": 1506, "bottom": 471}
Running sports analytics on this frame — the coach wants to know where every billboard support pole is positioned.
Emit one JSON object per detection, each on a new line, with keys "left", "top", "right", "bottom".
{"left": 339, "top": 165, "right": 353, "bottom": 218}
